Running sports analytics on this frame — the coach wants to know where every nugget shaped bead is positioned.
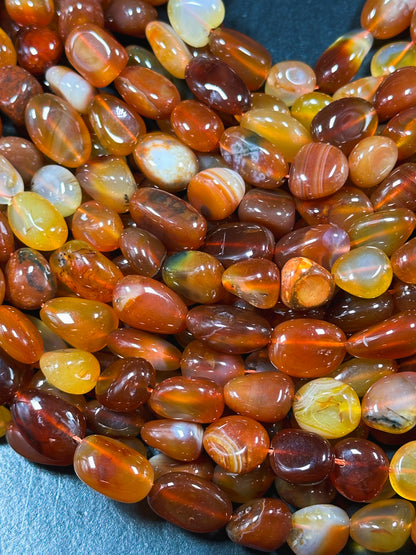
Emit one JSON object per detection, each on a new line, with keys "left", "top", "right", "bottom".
{"left": 0, "top": 305, "right": 44, "bottom": 364}
{"left": 391, "top": 238, "right": 416, "bottom": 283}
{"left": 31, "top": 164, "right": 82, "bottom": 217}
{"left": 45, "top": 66, "right": 97, "bottom": 115}
{"left": 171, "top": 100, "right": 224, "bottom": 152}
{"left": 120, "top": 227, "right": 166, "bottom": 278}
{"left": 374, "top": 66, "right": 416, "bottom": 121}
{"left": 0, "top": 154, "right": 23, "bottom": 203}
{"left": 141, "top": 419, "right": 203, "bottom": 461}
{"left": 40, "top": 349, "right": 101, "bottom": 395}
{"left": 349, "top": 136, "right": 398, "bottom": 188}
{"left": 361, "top": 0, "right": 416, "bottom": 39}
{"left": 266, "top": 61, "right": 316, "bottom": 106}
{"left": 168, "top": 0, "right": 225, "bottom": 48}
{"left": 390, "top": 441, "right": 416, "bottom": 500}
{"left": 329, "top": 357, "right": 397, "bottom": 397}
{"left": 71, "top": 201, "right": 123, "bottom": 252}
{"left": 145, "top": 21, "right": 192, "bottom": 79}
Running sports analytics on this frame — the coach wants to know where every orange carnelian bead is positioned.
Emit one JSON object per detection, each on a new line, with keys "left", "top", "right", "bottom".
{"left": 5, "top": 0, "right": 54, "bottom": 27}
{"left": 58, "top": 0, "right": 104, "bottom": 40}
{"left": 265, "top": 61, "right": 316, "bottom": 106}
{"left": 0, "top": 66, "right": 43, "bottom": 126}
{"left": 171, "top": 100, "right": 224, "bottom": 152}
{"left": 149, "top": 452, "right": 214, "bottom": 481}
{"left": 0, "top": 137, "right": 44, "bottom": 186}
{"left": 74, "top": 435, "right": 154, "bottom": 503}
{"left": 213, "top": 460, "right": 275, "bottom": 504}
{"left": 112, "top": 274, "right": 187, "bottom": 334}
{"left": 382, "top": 105, "right": 416, "bottom": 160}
{"left": 105, "top": 0, "right": 158, "bottom": 38}
{"left": 370, "top": 41, "right": 416, "bottom": 77}
{"left": 0, "top": 267, "right": 5, "bottom": 305}
{"left": 333, "top": 75, "right": 384, "bottom": 102}
{"left": 268, "top": 318, "right": 346, "bottom": 378}
{"left": 46, "top": 65, "right": 97, "bottom": 115}
{"left": 145, "top": 21, "right": 192, "bottom": 79}
{"left": 65, "top": 23, "right": 128, "bottom": 88}
{"left": 361, "top": 0, "right": 416, "bottom": 39}
{"left": 49, "top": 240, "right": 123, "bottom": 303}
{"left": 391, "top": 238, "right": 416, "bottom": 283}
{"left": 119, "top": 226, "right": 166, "bottom": 278}
{"left": 15, "top": 26, "right": 63, "bottom": 76}
{"left": 374, "top": 66, "right": 416, "bottom": 122}
{"left": 40, "top": 297, "right": 119, "bottom": 352}
{"left": 348, "top": 135, "right": 398, "bottom": 188}
{"left": 0, "top": 305, "right": 44, "bottom": 364}
{"left": 238, "top": 189, "right": 295, "bottom": 238}
{"left": 290, "top": 91, "right": 333, "bottom": 130}
{"left": 85, "top": 399, "right": 147, "bottom": 437}
{"left": 141, "top": 419, "right": 203, "bottom": 461}
{"left": 0, "top": 27, "right": 16, "bottom": 66}
{"left": 370, "top": 162, "right": 416, "bottom": 211}
{"left": 71, "top": 200, "right": 124, "bottom": 252}
{"left": 0, "top": 211, "right": 14, "bottom": 264}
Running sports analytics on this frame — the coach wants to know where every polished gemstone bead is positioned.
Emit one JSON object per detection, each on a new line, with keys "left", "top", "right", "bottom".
{"left": 167, "top": 0, "right": 225, "bottom": 48}
{"left": 149, "top": 452, "right": 214, "bottom": 481}
{"left": 0, "top": 27, "right": 16, "bottom": 66}
{"left": 0, "top": 350, "right": 30, "bottom": 405}
{"left": 360, "top": 0, "right": 416, "bottom": 39}
{"left": 58, "top": 0, "right": 104, "bottom": 39}
{"left": 0, "top": 65, "right": 42, "bottom": 126}
{"left": 129, "top": 188, "right": 207, "bottom": 251}
{"left": 209, "top": 26, "right": 272, "bottom": 90}
{"left": 126, "top": 43, "right": 169, "bottom": 74}
{"left": 350, "top": 499, "right": 415, "bottom": 552}
{"left": 31, "top": 164, "right": 82, "bottom": 217}
{"left": 8, "top": 191, "right": 68, "bottom": 251}
{"left": 247, "top": 92, "right": 290, "bottom": 115}
{"left": 333, "top": 74, "right": 383, "bottom": 101}
{"left": 219, "top": 126, "right": 288, "bottom": 189}
{"left": 326, "top": 187, "right": 374, "bottom": 231}
{"left": 113, "top": 274, "right": 187, "bottom": 334}
{"left": 390, "top": 441, "right": 416, "bottom": 500}
{"left": 293, "top": 377, "right": 361, "bottom": 439}
{"left": 266, "top": 60, "right": 316, "bottom": 105}
{"left": 288, "top": 504, "right": 350, "bottom": 555}
{"left": 5, "top": 0, "right": 54, "bottom": 26}
{"left": 0, "top": 154, "right": 23, "bottom": 203}
{"left": 71, "top": 201, "right": 123, "bottom": 253}
{"left": 349, "top": 137, "right": 398, "bottom": 191}
{"left": 226, "top": 498, "right": 292, "bottom": 551}
{"left": 374, "top": 66, "right": 416, "bottom": 121}
{"left": 162, "top": 250, "right": 224, "bottom": 304}
{"left": 383, "top": 105, "right": 416, "bottom": 160}
{"left": 311, "top": 97, "right": 378, "bottom": 155}
{"left": 371, "top": 162, "right": 416, "bottom": 211}
{"left": 330, "top": 358, "right": 397, "bottom": 397}
{"left": 391, "top": 237, "right": 416, "bottom": 283}
{"left": 105, "top": 0, "right": 158, "bottom": 38}
{"left": 46, "top": 65, "right": 96, "bottom": 115}
{"left": 0, "top": 405, "right": 11, "bottom": 438}
{"left": 119, "top": 227, "right": 166, "bottom": 278}
{"left": 85, "top": 400, "right": 146, "bottom": 437}
{"left": 146, "top": 21, "right": 191, "bottom": 79}
{"left": 0, "top": 137, "right": 44, "bottom": 187}
{"left": 391, "top": 279, "right": 416, "bottom": 312}
{"left": 171, "top": 100, "right": 223, "bottom": 152}
{"left": 203, "top": 415, "right": 269, "bottom": 473}
{"left": 74, "top": 435, "right": 153, "bottom": 503}
{"left": 148, "top": 471, "right": 231, "bottom": 532}
{"left": 30, "top": 369, "right": 86, "bottom": 411}
{"left": 150, "top": 376, "right": 223, "bottom": 423}
{"left": 213, "top": 460, "right": 275, "bottom": 504}
{"left": 15, "top": 26, "right": 63, "bottom": 76}
{"left": 291, "top": 91, "right": 333, "bottom": 130}
{"left": 25, "top": 93, "right": 91, "bottom": 168}
{"left": 275, "top": 475, "right": 336, "bottom": 509}
{"left": 141, "top": 419, "right": 203, "bottom": 461}
{"left": 371, "top": 40, "right": 416, "bottom": 77}
{"left": 40, "top": 348, "right": 101, "bottom": 394}
{"left": 0, "top": 212, "right": 14, "bottom": 265}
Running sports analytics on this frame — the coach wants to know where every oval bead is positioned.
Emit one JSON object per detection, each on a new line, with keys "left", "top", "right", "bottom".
{"left": 266, "top": 60, "right": 316, "bottom": 105}
{"left": 0, "top": 350, "right": 31, "bottom": 405}
{"left": 71, "top": 200, "right": 124, "bottom": 253}
{"left": 371, "top": 40, "right": 416, "bottom": 77}
{"left": 348, "top": 135, "right": 398, "bottom": 188}
{"left": 371, "top": 162, "right": 416, "bottom": 211}
{"left": 391, "top": 237, "right": 416, "bottom": 283}
{"left": 329, "top": 357, "right": 397, "bottom": 397}
{"left": 85, "top": 400, "right": 146, "bottom": 437}
{"left": 361, "top": 0, "right": 416, "bottom": 39}
{"left": 291, "top": 91, "right": 333, "bottom": 130}
{"left": 374, "top": 66, "right": 416, "bottom": 121}
{"left": 104, "top": 0, "right": 158, "bottom": 38}
{"left": 45, "top": 65, "right": 97, "bottom": 115}
{"left": 383, "top": 104, "right": 416, "bottom": 160}
{"left": 390, "top": 441, "right": 416, "bottom": 501}
{"left": 149, "top": 452, "right": 214, "bottom": 481}
{"left": 0, "top": 136, "right": 44, "bottom": 187}
{"left": 145, "top": 20, "right": 192, "bottom": 79}
{"left": 119, "top": 226, "right": 166, "bottom": 278}
{"left": 212, "top": 460, "right": 274, "bottom": 503}
{"left": 58, "top": 0, "right": 104, "bottom": 39}
{"left": 0, "top": 305, "right": 43, "bottom": 364}
{"left": 171, "top": 99, "right": 224, "bottom": 152}
{"left": 141, "top": 419, "right": 203, "bottom": 461}
{"left": 0, "top": 153, "right": 23, "bottom": 203}
{"left": 0, "top": 65, "right": 43, "bottom": 127}
{"left": 167, "top": 0, "right": 225, "bottom": 48}
{"left": 31, "top": 164, "right": 82, "bottom": 217}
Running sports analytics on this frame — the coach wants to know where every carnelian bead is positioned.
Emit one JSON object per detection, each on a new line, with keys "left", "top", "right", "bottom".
{"left": 49, "top": 240, "right": 123, "bottom": 303}
{"left": 348, "top": 135, "right": 398, "bottom": 188}
{"left": 40, "top": 297, "right": 119, "bottom": 353}
{"left": 374, "top": 66, "right": 416, "bottom": 121}
{"left": 0, "top": 406, "right": 12, "bottom": 437}
{"left": 0, "top": 137, "right": 44, "bottom": 187}
{"left": 329, "top": 357, "right": 397, "bottom": 397}
{"left": 275, "top": 476, "right": 336, "bottom": 509}
{"left": 30, "top": 370, "right": 86, "bottom": 412}
{"left": 390, "top": 441, "right": 416, "bottom": 500}
{"left": 266, "top": 60, "right": 316, "bottom": 106}
{"left": 0, "top": 351, "right": 31, "bottom": 406}
{"left": 291, "top": 91, "right": 333, "bottom": 130}
{"left": 25, "top": 93, "right": 91, "bottom": 168}
{"left": 149, "top": 453, "right": 214, "bottom": 481}
{"left": 213, "top": 460, "right": 275, "bottom": 504}
{"left": 326, "top": 186, "right": 374, "bottom": 230}
{"left": 0, "top": 211, "right": 15, "bottom": 264}
{"left": 105, "top": 0, "right": 157, "bottom": 38}
{"left": 247, "top": 92, "right": 290, "bottom": 115}
{"left": 74, "top": 435, "right": 153, "bottom": 503}
{"left": 149, "top": 376, "right": 224, "bottom": 423}
{"left": 5, "top": 0, "right": 54, "bottom": 27}
{"left": 58, "top": 0, "right": 104, "bottom": 39}
{"left": 31, "top": 164, "right": 82, "bottom": 217}
{"left": 148, "top": 472, "right": 232, "bottom": 533}
{"left": 171, "top": 100, "right": 224, "bottom": 152}
{"left": 334, "top": 75, "right": 384, "bottom": 103}
{"left": 371, "top": 40, "right": 416, "bottom": 77}
{"left": 168, "top": 0, "right": 225, "bottom": 48}
{"left": 0, "top": 154, "right": 23, "bottom": 203}
{"left": 71, "top": 200, "right": 124, "bottom": 252}
{"left": 0, "top": 65, "right": 42, "bottom": 126}
{"left": 65, "top": 23, "right": 127, "bottom": 88}
{"left": 141, "top": 419, "right": 203, "bottom": 461}
{"left": 145, "top": 20, "right": 191, "bottom": 79}
{"left": 371, "top": 162, "right": 416, "bottom": 211}
{"left": 119, "top": 227, "right": 166, "bottom": 278}
{"left": 85, "top": 400, "right": 147, "bottom": 437}
{"left": 360, "top": 0, "right": 416, "bottom": 39}
{"left": 391, "top": 280, "right": 416, "bottom": 312}
{"left": 0, "top": 305, "right": 43, "bottom": 365}
{"left": 383, "top": 105, "right": 416, "bottom": 160}
{"left": 391, "top": 237, "right": 416, "bottom": 283}
{"left": 203, "top": 415, "right": 269, "bottom": 474}
{"left": 0, "top": 27, "right": 16, "bottom": 66}
{"left": 46, "top": 65, "right": 97, "bottom": 115}
{"left": 226, "top": 498, "right": 292, "bottom": 551}
{"left": 15, "top": 26, "right": 63, "bottom": 76}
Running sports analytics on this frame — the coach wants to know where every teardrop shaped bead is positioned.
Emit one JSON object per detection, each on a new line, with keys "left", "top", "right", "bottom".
{"left": 167, "top": 0, "right": 225, "bottom": 48}
{"left": 141, "top": 419, "right": 203, "bottom": 461}
{"left": 145, "top": 20, "right": 192, "bottom": 79}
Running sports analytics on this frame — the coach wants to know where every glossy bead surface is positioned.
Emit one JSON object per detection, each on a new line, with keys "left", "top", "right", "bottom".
{"left": 349, "top": 136, "right": 398, "bottom": 189}
{"left": 0, "top": 154, "right": 23, "bottom": 203}
{"left": 58, "top": 0, "right": 104, "bottom": 39}
{"left": 392, "top": 237, "right": 416, "bottom": 283}
{"left": 31, "top": 164, "right": 82, "bottom": 217}
{"left": 171, "top": 100, "right": 224, "bottom": 152}
{"left": 0, "top": 137, "right": 44, "bottom": 187}
{"left": 167, "top": 0, "right": 225, "bottom": 47}
{"left": 212, "top": 459, "right": 275, "bottom": 503}
{"left": 371, "top": 162, "right": 416, "bottom": 211}
{"left": 46, "top": 65, "right": 96, "bottom": 115}
{"left": 141, "top": 419, "right": 203, "bottom": 461}
{"left": 71, "top": 200, "right": 123, "bottom": 252}
{"left": 119, "top": 227, "right": 166, "bottom": 278}
{"left": 15, "top": 26, "right": 63, "bottom": 76}
{"left": 85, "top": 400, "right": 146, "bottom": 437}
{"left": 374, "top": 66, "right": 416, "bottom": 121}
{"left": 266, "top": 60, "right": 316, "bottom": 105}
{"left": 275, "top": 476, "right": 336, "bottom": 509}
{"left": 145, "top": 21, "right": 191, "bottom": 79}
{"left": 390, "top": 441, "right": 416, "bottom": 500}
{"left": 333, "top": 74, "right": 383, "bottom": 101}
{"left": 0, "top": 65, "right": 42, "bottom": 126}
{"left": 149, "top": 453, "right": 214, "bottom": 481}
{"left": 105, "top": 0, "right": 158, "bottom": 38}
{"left": 383, "top": 104, "right": 416, "bottom": 160}
{"left": 0, "top": 26, "right": 16, "bottom": 66}
{"left": 5, "top": 0, "right": 54, "bottom": 26}
{"left": 329, "top": 357, "right": 397, "bottom": 397}
{"left": 291, "top": 91, "right": 332, "bottom": 130}
{"left": 360, "top": 0, "right": 416, "bottom": 39}
{"left": 0, "top": 305, "right": 44, "bottom": 364}
{"left": 371, "top": 40, "right": 416, "bottom": 76}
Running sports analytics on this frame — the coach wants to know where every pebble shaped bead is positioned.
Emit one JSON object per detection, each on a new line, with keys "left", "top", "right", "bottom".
{"left": 333, "top": 74, "right": 383, "bottom": 102}
{"left": 74, "top": 435, "right": 153, "bottom": 503}
{"left": 25, "top": 93, "right": 91, "bottom": 168}
{"left": 391, "top": 237, "right": 416, "bottom": 283}
{"left": 226, "top": 498, "right": 292, "bottom": 551}
{"left": 85, "top": 400, "right": 147, "bottom": 437}
{"left": 58, "top": 0, "right": 104, "bottom": 40}
{"left": 31, "top": 164, "right": 82, "bottom": 217}
{"left": 40, "top": 348, "right": 101, "bottom": 395}
{"left": 0, "top": 305, "right": 44, "bottom": 364}
{"left": 0, "top": 153, "right": 23, "bottom": 203}
{"left": 208, "top": 27, "right": 272, "bottom": 91}
{"left": 0, "top": 65, "right": 42, "bottom": 127}
{"left": 133, "top": 132, "right": 198, "bottom": 192}
{"left": 0, "top": 349, "right": 31, "bottom": 405}
{"left": 45, "top": 66, "right": 97, "bottom": 115}
{"left": 149, "top": 452, "right": 214, "bottom": 481}
{"left": 275, "top": 476, "right": 337, "bottom": 509}
{"left": 350, "top": 499, "right": 415, "bottom": 552}
{"left": 87, "top": 93, "right": 146, "bottom": 156}
{"left": 268, "top": 318, "right": 346, "bottom": 378}
{"left": 361, "top": 0, "right": 416, "bottom": 39}
{"left": 5, "top": 248, "right": 56, "bottom": 311}
{"left": 107, "top": 328, "right": 181, "bottom": 372}
{"left": 329, "top": 357, "right": 398, "bottom": 397}
{"left": 171, "top": 100, "right": 224, "bottom": 152}
{"left": 265, "top": 61, "right": 316, "bottom": 106}
{"left": 348, "top": 136, "right": 398, "bottom": 188}
{"left": 247, "top": 92, "right": 291, "bottom": 115}
{"left": 119, "top": 227, "right": 166, "bottom": 278}
{"left": 114, "top": 65, "right": 180, "bottom": 120}
{"left": 289, "top": 142, "right": 348, "bottom": 200}
{"left": 314, "top": 29, "right": 373, "bottom": 94}
{"left": 7, "top": 191, "right": 68, "bottom": 251}
{"left": 113, "top": 275, "right": 187, "bottom": 334}
{"left": 311, "top": 97, "right": 378, "bottom": 155}
{"left": 0, "top": 27, "right": 16, "bottom": 66}
{"left": 371, "top": 40, "right": 416, "bottom": 77}
{"left": 287, "top": 504, "right": 350, "bottom": 555}
{"left": 5, "top": 0, "right": 54, "bottom": 26}
{"left": 331, "top": 245, "right": 393, "bottom": 298}
{"left": 203, "top": 415, "right": 270, "bottom": 474}
{"left": 240, "top": 108, "right": 311, "bottom": 163}
{"left": 382, "top": 104, "right": 416, "bottom": 160}
{"left": 148, "top": 471, "right": 231, "bottom": 533}
{"left": 374, "top": 66, "right": 416, "bottom": 121}
{"left": 0, "top": 137, "right": 44, "bottom": 186}
{"left": 15, "top": 26, "right": 63, "bottom": 77}
{"left": 390, "top": 441, "right": 416, "bottom": 500}
{"left": 162, "top": 250, "right": 224, "bottom": 304}
{"left": 220, "top": 126, "right": 288, "bottom": 189}
{"left": 145, "top": 21, "right": 192, "bottom": 79}
{"left": 167, "top": 0, "right": 224, "bottom": 48}
{"left": 213, "top": 461, "right": 273, "bottom": 503}
{"left": 65, "top": 23, "right": 127, "bottom": 88}
{"left": 293, "top": 377, "right": 361, "bottom": 439}
{"left": 0, "top": 212, "right": 14, "bottom": 264}
{"left": 104, "top": 0, "right": 158, "bottom": 38}
{"left": 141, "top": 419, "right": 203, "bottom": 461}
{"left": 49, "top": 240, "right": 123, "bottom": 303}
{"left": 71, "top": 200, "right": 124, "bottom": 252}
{"left": 290, "top": 91, "right": 333, "bottom": 130}
{"left": 40, "top": 297, "right": 119, "bottom": 353}
{"left": 149, "top": 376, "right": 224, "bottom": 423}
{"left": 129, "top": 188, "right": 207, "bottom": 251}
{"left": 185, "top": 57, "right": 251, "bottom": 115}
{"left": 126, "top": 43, "right": 169, "bottom": 74}
{"left": 371, "top": 162, "right": 416, "bottom": 211}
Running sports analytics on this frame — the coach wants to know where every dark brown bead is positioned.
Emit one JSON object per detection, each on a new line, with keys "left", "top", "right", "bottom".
{"left": 85, "top": 400, "right": 147, "bottom": 437}
{"left": 0, "top": 137, "right": 44, "bottom": 185}
{"left": 374, "top": 67, "right": 416, "bottom": 121}
{"left": 104, "top": 0, "right": 158, "bottom": 38}
{"left": 0, "top": 65, "right": 42, "bottom": 126}
{"left": 0, "top": 349, "right": 31, "bottom": 405}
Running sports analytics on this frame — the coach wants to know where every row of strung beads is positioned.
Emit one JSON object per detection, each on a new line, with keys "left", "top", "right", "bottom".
{"left": 2, "top": 0, "right": 416, "bottom": 553}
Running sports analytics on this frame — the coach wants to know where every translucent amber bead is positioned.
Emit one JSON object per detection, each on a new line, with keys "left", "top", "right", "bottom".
{"left": 371, "top": 40, "right": 416, "bottom": 77}
{"left": 74, "top": 435, "right": 153, "bottom": 503}
{"left": 46, "top": 65, "right": 96, "bottom": 115}
{"left": 0, "top": 137, "right": 44, "bottom": 186}
{"left": 374, "top": 66, "right": 416, "bottom": 121}
{"left": 171, "top": 100, "right": 224, "bottom": 152}
{"left": 15, "top": 26, "right": 63, "bottom": 76}
{"left": 8, "top": 191, "right": 68, "bottom": 251}
{"left": 0, "top": 65, "right": 42, "bottom": 126}
{"left": 275, "top": 476, "right": 336, "bottom": 509}
{"left": 248, "top": 92, "right": 290, "bottom": 115}
{"left": 50, "top": 240, "right": 123, "bottom": 303}
{"left": 240, "top": 108, "right": 311, "bottom": 163}
{"left": 331, "top": 246, "right": 393, "bottom": 298}
{"left": 290, "top": 91, "right": 333, "bottom": 130}
{"left": 391, "top": 237, "right": 416, "bottom": 283}
{"left": 0, "top": 405, "right": 11, "bottom": 437}
{"left": 30, "top": 369, "right": 86, "bottom": 411}
{"left": 0, "top": 27, "right": 16, "bottom": 66}
{"left": 360, "top": 0, "right": 416, "bottom": 39}
{"left": 333, "top": 74, "right": 383, "bottom": 102}
{"left": 213, "top": 460, "right": 275, "bottom": 504}
{"left": 350, "top": 499, "right": 415, "bottom": 552}
{"left": 293, "top": 377, "right": 361, "bottom": 439}
{"left": 5, "top": 0, "right": 54, "bottom": 26}
{"left": 141, "top": 419, "right": 203, "bottom": 461}
{"left": 226, "top": 498, "right": 292, "bottom": 551}
{"left": 390, "top": 441, "right": 416, "bottom": 500}
{"left": 329, "top": 357, "right": 397, "bottom": 397}
{"left": 203, "top": 415, "right": 269, "bottom": 474}
{"left": 209, "top": 27, "right": 272, "bottom": 91}
{"left": 348, "top": 136, "right": 398, "bottom": 188}
{"left": 87, "top": 93, "right": 146, "bottom": 156}
{"left": 315, "top": 29, "right": 373, "bottom": 94}
{"left": 145, "top": 21, "right": 192, "bottom": 79}
{"left": 148, "top": 471, "right": 231, "bottom": 533}
{"left": 85, "top": 399, "right": 146, "bottom": 437}
{"left": 149, "top": 452, "right": 214, "bottom": 481}
{"left": 71, "top": 200, "right": 123, "bottom": 252}
{"left": 167, "top": 0, "right": 225, "bottom": 48}
{"left": 58, "top": 0, "right": 104, "bottom": 40}
{"left": 383, "top": 105, "right": 416, "bottom": 160}
{"left": 162, "top": 250, "right": 224, "bottom": 304}
{"left": 371, "top": 162, "right": 416, "bottom": 211}
{"left": 119, "top": 226, "right": 166, "bottom": 278}
{"left": 266, "top": 61, "right": 316, "bottom": 106}
{"left": 126, "top": 43, "right": 168, "bottom": 74}
{"left": 65, "top": 23, "right": 128, "bottom": 88}
{"left": 31, "top": 164, "right": 82, "bottom": 217}
{"left": 40, "top": 348, "right": 100, "bottom": 395}
{"left": 104, "top": 0, "right": 157, "bottom": 38}
{"left": 0, "top": 153, "right": 23, "bottom": 203}
{"left": 287, "top": 504, "right": 350, "bottom": 555}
